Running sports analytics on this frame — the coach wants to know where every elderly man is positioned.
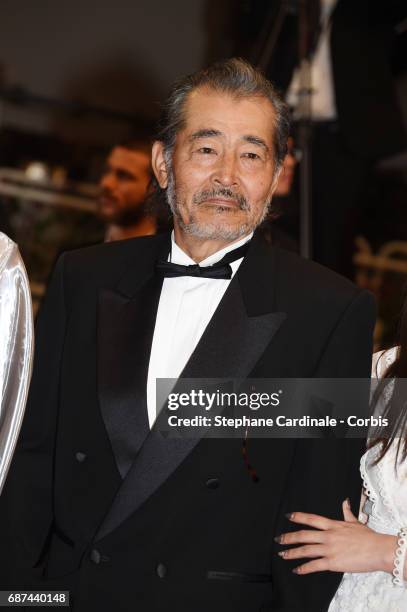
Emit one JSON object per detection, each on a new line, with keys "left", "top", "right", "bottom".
{"left": 0, "top": 59, "right": 375, "bottom": 611}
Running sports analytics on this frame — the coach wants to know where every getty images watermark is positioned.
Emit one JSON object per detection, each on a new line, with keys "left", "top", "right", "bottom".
{"left": 155, "top": 378, "right": 392, "bottom": 439}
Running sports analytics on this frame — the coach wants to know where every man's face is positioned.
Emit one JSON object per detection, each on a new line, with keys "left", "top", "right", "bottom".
{"left": 99, "top": 146, "right": 151, "bottom": 225}
{"left": 153, "top": 88, "right": 280, "bottom": 241}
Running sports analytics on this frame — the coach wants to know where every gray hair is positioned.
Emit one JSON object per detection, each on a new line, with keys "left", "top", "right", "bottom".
{"left": 157, "top": 57, "right": 290, "bottom": 167}
{"left": 148, "top": 58, "right": 290, "bottom": 218}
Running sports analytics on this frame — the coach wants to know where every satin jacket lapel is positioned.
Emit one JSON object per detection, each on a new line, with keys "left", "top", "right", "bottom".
{"left": 95, "top": 233, "right": 287, "bottom": 541}
{"left": 97, "top": 234, "right": 170, "bottom": 479}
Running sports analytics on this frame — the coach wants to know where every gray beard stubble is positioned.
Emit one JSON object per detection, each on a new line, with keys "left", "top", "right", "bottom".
{"left": 164, "top": 154, "right": 271, "bottom": 241}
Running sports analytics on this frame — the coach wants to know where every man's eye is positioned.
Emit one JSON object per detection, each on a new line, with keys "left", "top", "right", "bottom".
{"left": 198, "top": 147, "right": 215, "bottom": 154}
{"left": 117, "top": 170, "right": 135, "bottom": 181}
{"left": 243, "top": 152, "right": 260, "bottom": 160}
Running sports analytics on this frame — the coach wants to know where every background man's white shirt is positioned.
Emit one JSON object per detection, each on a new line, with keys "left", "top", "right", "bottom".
{"left": 146, "top": 231, "right": 253, "bottom": 428}
{"left": 287, "top": 0, "right": 338, "bottom": 120}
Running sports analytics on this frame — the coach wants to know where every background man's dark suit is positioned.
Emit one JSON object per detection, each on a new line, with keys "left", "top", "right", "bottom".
{"left": 265, "top": 0, "right": 406, "bottom": 159}
{"left": 0, "top": 231, "right": 375, "bottom": 611}
{"left": 236, "top": 0, "right": 407, "bottom": 274}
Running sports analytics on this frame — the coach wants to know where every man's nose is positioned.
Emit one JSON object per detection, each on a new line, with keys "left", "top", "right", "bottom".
{"left": 212, "top": 152, "right": 239, "bottom": 188}
{"left": 100, "top": 172, "right": 116, "bottom": 192}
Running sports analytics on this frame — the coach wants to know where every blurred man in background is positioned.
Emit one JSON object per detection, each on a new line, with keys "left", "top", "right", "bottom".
{"left": 236, "top": 0, "right": 407, "bottom": 275}
{"left": 98, "top": 140, "right": 157, "bottom": 241}
{"left": 260, "top": 136, "right": 300, "bottom": 251}
{"left": 274, "top": 136, "right": 297, "bottom": 198}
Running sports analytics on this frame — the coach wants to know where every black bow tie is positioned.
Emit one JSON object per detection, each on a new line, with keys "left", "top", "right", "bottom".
{"left": 155, "top": 241, "right": 250, "bottom": 280}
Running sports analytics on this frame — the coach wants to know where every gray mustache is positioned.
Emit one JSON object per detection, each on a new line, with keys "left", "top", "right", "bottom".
{"left": 193, "top": 188, "right": 249, "bottom": 211}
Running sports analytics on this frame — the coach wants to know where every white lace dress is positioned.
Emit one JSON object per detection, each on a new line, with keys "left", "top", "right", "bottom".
{"left": 329, "top": 347, "right": 407, "bottom": 611}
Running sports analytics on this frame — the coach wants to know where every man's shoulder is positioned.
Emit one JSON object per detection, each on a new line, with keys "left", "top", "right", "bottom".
{"left": 57, "top": 233, "right": 169, "bottom": 297}
{"left": 62, "top": 233, "right": 168, "bottom": 275}
{"left": 65, "top": 232, "right": 167, "bottom": 262}
{"left": 276, "top": 246, "right": 357, "bottom": 294}
{"left": 269, "top": 245, "right": 371, "bottom": 313}
{"left": 268, "top": 247, "right": 376, "bottom": 335}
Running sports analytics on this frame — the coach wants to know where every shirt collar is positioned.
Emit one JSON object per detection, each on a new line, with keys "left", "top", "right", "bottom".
{"left": 169, "top": 231, "right": 253, "bottom": 267}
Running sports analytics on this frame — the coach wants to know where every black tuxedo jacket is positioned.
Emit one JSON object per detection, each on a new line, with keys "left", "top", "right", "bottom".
{"left": 0, "top": 231, "right": 375, "bottom": 611}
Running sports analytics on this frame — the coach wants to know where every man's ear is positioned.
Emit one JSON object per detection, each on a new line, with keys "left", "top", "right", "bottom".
{"left": 152, "top": 141, "right": 169, "bottom": 188}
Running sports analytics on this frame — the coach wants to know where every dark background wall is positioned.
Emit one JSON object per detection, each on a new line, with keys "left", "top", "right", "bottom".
{"left": 0, "top": 0, "right": 233, "bottom": 143}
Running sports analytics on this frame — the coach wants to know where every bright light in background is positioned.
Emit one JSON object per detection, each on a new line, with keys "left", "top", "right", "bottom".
{"left": 25, "top": 161, "right": 49, "bottom": 182}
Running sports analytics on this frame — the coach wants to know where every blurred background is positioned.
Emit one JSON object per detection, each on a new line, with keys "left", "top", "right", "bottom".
{"left": 0, "top": 0, "right": 406, "bottom": 349}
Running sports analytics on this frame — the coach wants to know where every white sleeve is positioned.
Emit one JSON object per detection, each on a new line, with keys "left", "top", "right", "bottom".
{"left": 372, "top": 347, "right": 398, "bottom": 378}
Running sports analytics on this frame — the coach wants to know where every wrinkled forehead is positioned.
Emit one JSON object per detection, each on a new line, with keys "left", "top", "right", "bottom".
{"left": 179, "top": 87, "right": 276, "bottom": 149}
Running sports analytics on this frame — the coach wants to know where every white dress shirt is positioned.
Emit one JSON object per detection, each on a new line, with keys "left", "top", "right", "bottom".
{"left": 146, "top": 231, "right": 253, "bottom": 428}
{"left": 287, "top": 0, "right": 338, "bottom": 121}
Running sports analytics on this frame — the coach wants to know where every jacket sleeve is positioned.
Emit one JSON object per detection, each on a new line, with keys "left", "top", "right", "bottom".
{"left": 0, "top": 254, "right": 67, "bottom": 588}
{"left": 268, "top": 289, "right": 376, "bottom": 612}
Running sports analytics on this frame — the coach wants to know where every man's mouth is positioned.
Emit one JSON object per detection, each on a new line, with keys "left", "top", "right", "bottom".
{"left": 100, "top": 195, "right": 117, "bottom": 207}
{"left": 194, "top": 189, "right": 248, "bottom": 211}
{"left": 203, "top": 198, "right": 240, "bottom": 208}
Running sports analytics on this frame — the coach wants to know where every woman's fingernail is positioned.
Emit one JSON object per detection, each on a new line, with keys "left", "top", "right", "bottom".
{"left": 285, "top": 512, "right": 294, "bottom": 520}
{"left": 292, "top": 567, "right": 300, "bottom": 574}
{"left": 345, "top": 497, "right": 351, "bottom": 507}
{"left": 278, "top": 551, "right": 286, "bottom": 558}
{"left": 274, "top": 535, "right": 282, "bottom": 543}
